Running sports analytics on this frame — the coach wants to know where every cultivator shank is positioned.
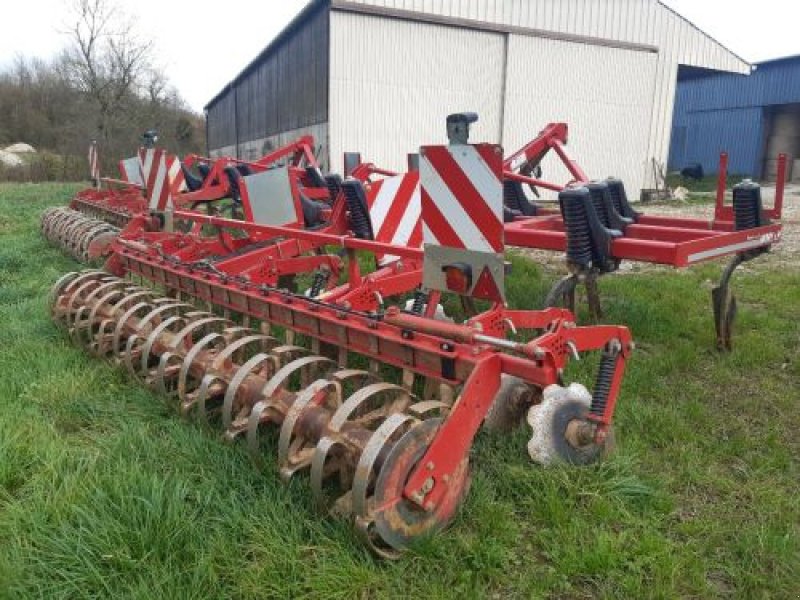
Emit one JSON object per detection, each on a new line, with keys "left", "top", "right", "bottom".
{"left": 50, "top": 115, "right": 633, "bottom": 556}
{"left": 499, "top": 125, "right": 785, "bottom": 347}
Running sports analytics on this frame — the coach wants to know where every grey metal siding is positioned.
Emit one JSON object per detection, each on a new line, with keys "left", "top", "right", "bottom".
{"left": 206, "top": 88, "right": 237, "bottom": 151}
{"left": 503, "top": 34, "right": 658, "bottom": 195}
{"left": 206, "top": 3, "right": 330, "bottom": 156}
{"left": 333, "top": 0, "right": 751, "bottom": 188}
{"left": 328, "top": 10, "right": 505, "bottom": 174}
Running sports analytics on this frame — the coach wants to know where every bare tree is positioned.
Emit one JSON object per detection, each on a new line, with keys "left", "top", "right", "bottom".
{"left": 60, "top": 0, "right": 153, "bottom": 154}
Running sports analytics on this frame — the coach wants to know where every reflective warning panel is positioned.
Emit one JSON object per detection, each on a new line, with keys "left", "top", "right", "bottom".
{"left": 142, "top": 149, "right": 187, "bottom": 211}
{"left": 420, "top": 142, "right": 505, "bottom": 302}
{"left": 365, "top": 172, "right": 422, "bottom": 266}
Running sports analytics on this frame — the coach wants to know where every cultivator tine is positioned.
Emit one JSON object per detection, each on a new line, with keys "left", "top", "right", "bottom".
{"left": 544, "top": 273, "right": 578, "bottom": 313}
{"left": 585, "top": 270, "right": 603, "bottom": 320}
{"left": 712, "top": 253, "right": 746, "bottom": 351}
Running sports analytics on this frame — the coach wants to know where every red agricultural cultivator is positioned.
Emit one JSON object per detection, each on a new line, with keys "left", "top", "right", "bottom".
{"left": 338, "top": 122, "right": 784, "bottom": 348}
{"left": 51, "top": 114, "right": 633, "bottom": 557}
{"left": 499, "top": 123, "right": 785, "bottom": 349}
{"left": 40, "top": 132, "right": 326, "bottom": 263}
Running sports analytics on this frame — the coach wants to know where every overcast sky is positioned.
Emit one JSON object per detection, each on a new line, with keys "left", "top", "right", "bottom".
{"left": 0, "top": 0, "right": 797, "bottom": 113}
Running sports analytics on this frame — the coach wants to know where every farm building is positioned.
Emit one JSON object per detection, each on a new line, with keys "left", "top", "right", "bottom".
{"left": 204, "top": 0, "right": 749, "bottom": 194}
{"left": 669, "top": 55, "right": 800, "bottom": 181}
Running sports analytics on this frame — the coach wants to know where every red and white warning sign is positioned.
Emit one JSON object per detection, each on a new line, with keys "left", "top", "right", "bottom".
{"left": 365, "top": 172, "right": 422, "bottom": 265}
{"left": 87, "top": 141, "right": 100, "bottom": 183}
{"left": 143, "top": 148, "right": 187, "bottom": 211}
{"left": 420, "top": 142, "right": 506, "bottom": 302}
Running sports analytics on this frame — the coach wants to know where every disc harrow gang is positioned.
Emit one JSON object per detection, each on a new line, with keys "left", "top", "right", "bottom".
{"left": 41, "top": 207, "right": 120, "bottom": 263}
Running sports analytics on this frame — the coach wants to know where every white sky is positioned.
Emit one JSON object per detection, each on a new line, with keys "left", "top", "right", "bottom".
{"left": 0, "top": 0, "right": 797, "bottom": 113}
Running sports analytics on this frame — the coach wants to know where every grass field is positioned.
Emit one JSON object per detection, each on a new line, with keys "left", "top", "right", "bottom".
{"left": 0, "top": 182, "right": 798, "bottom": 598}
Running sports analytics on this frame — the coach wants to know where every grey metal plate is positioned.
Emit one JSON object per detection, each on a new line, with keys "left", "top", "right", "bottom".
{"left": 243, "top": 168, "right": 300, "bottom": 226}
{"left": 121, "top": 157, "right": 143, "bottom": 186}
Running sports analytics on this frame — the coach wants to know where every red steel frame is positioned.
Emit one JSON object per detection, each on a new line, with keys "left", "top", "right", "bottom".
{"left": 109, "top": 205, "right": 632, "bottom": 513}
{"left": 501, "top": 125, "right": 785, "bottom": 266}
{"left": 56, "top": 123, "right": 635, "bottom": 534}
{"left": 70, "top": 136, "right": 326, "bottom": 227}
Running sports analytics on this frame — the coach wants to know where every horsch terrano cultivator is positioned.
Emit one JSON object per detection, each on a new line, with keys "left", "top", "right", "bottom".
{"left": 50, "top": 114, "right": 633, "bottom": 556}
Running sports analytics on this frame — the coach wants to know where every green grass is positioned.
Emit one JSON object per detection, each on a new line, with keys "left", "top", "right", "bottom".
{"left": 1, "top": 182, "right": 798, "bottom": 598}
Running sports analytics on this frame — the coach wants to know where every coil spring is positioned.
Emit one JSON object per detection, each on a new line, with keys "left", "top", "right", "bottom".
{"left": 410, "top": 289, "right": 428, "bottom": 314}
{"left": 590, "top": 346, "right": 619, "bottom": 417}
{"left": 504, "top": 180, "right": 524, "bottom": 213}
{"left": 733, "top": 189, "right": 761, "bottom": 230}
{"left": 588, "top": 186, "right": 611, "bottom": 228}
{"left": 606, "top": 181, "right": 625, "bottom": 217}
{"left": 325, "top": 175, "right": 343, "bottom": 203}
{"left": 343, "top": 183, "right": 373, "bottom": 239}
{"left": 560, "top": 193, "right": 593, "bottom": 267}
{"left": 309, "top": 271, "right": 328, "bottom": 297}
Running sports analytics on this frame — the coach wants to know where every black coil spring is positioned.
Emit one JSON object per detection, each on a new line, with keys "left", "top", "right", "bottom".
{"left": 560, "top": 194, "right": 593, "bottom": 266}
{"left": 410, "top": 289, "right": 428, "bottom": 314}
{"left": 504, "top": 180, "right": 524, "bottom": 212}
{"left": 606, "top": 181, "right": 626, "bottom": 217}
{"left": 590, "top": 348, "right": 618, "bottom": 417}
{"left": 343, "top": 184, "right": 373, "bottom": 239}
{"left": 325, "top": 175, "right": 343, "bottom": 203}
{"left": 309, "top": 271, "right": 328, "bottom": 297}
{"left": 733, "top": 189, "right": 760, "bottom": 231}
{"left": 588, "top": 186, "right": 611, "bottom": 228}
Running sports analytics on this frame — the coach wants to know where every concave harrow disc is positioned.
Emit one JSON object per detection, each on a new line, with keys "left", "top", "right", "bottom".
{"left": 50, "top": 270, "right": 467, "bottom": 557}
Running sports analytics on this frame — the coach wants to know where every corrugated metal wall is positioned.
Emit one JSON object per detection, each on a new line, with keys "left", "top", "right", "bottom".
{"left": 670, "top": 58, "right": 800, "bottom": 177}
{"left": 336, "top": 0, "right": 746, "bottom": 70}
{"left": 206, "top": 89, "right": 237, "bottom": 151}
{"left": 205, "top": 4, "right": 329, "bottom": 158}
{"left": 503, "top": 35, "right": 657, "bottom": 194}
{"left": 333, "top": 0, "right": 750, "bottom": 186}
{"left": 328, "top": 10, "right": 505, "bottom": 174}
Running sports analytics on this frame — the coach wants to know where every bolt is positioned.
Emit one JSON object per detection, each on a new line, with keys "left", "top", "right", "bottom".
{"left": 421, "top": 476, "right": 435, "bottom": 493}
{"left": 426, "top": 461, "right": 434, "bottom": 470}
{"left": 533, "top": 346, "right": 545, "bottom": 360}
